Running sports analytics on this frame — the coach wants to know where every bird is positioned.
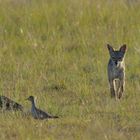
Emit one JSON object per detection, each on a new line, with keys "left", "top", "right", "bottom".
{"left": 0, "top": 95, "right": 23, "bottom": 111}
{"left": 26, "top": 96, "right": 59, "bottom": 120}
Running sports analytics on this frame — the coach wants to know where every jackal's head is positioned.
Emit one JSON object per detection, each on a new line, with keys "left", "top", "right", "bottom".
{"left": 107, "top": 44, "right": 127, "bottom": 66}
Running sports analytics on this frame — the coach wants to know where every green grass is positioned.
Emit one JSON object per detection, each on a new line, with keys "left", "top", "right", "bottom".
{"left": 0, "top": 0, "right": 140, "bottom": 139}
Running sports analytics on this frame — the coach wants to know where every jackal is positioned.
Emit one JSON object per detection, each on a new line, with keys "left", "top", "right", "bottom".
{"left": 107, "top": 44, "right": 127, "bottom": 99}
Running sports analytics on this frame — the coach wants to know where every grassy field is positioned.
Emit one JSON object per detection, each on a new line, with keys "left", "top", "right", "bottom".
{"left": 0, "top": 0, "right": 140, "bottom": 139}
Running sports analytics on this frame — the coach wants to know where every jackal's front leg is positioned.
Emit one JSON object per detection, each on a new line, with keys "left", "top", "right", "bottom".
{"left": 109, "top": 80, "right": 116, "bottom": 98}
{"left": 118, "top": 79, "right": 125, "bottom": 99}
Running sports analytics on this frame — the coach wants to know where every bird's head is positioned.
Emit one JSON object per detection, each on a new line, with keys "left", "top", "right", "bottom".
{"left": 26, "top": 96, "right": 34, "bottom": 102}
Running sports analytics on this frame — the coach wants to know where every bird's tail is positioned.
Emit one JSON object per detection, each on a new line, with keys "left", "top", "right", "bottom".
{"left": 49, "top": 115, "right": 59, "bottom": 119}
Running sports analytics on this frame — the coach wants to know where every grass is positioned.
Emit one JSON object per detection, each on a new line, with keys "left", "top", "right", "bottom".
{"left": 0, "top": 0, "right": 140, "bottom": 139}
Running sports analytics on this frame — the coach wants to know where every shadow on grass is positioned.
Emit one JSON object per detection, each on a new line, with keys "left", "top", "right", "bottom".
{"left": 43, "top": 84, "right": 67, "bottom": 92}
{"left": 120, "top": 126, "right": 140, "bottom": 133}
{"left": 93, "top": 110, "right": 121, "bottom": 122}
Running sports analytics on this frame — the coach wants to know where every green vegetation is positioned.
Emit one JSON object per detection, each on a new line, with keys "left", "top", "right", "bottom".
{"left": 0, "top": 0, "right": 140, "bottom": 139}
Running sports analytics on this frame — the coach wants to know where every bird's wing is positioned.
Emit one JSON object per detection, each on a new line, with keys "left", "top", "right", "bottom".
{"left": 36, "top": 108, "right": 58, "bottom": 119}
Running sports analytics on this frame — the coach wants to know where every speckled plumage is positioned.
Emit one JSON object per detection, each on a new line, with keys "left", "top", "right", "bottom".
{"left": 0, "top": 95, "right": 23, "bottom": 111}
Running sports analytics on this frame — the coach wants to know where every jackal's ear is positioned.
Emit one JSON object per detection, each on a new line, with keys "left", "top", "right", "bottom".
{"left": 120, "top": 44, "right": 127, "bottom": 53}
{"left": 107, "top": 44, "right": 114, "bottom": 52}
